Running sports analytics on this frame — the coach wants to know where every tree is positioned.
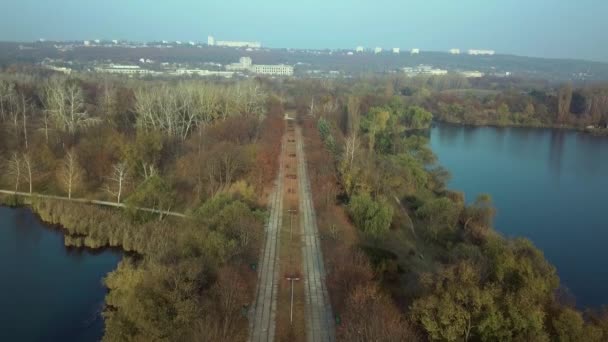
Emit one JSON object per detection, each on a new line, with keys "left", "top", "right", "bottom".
{"left": 348, "top": 193, "right": 393, "bottom": 237}
{"left": 462, "top": 194, "right": 496, "bottom": 243}
{"left": 6, "top": 153, "right": 22, "bottom": 192}
{"left": 417, "top": 197, "right": 461, "bottom": 242}
{"left": 104, "top": 161, "right": 129, "bottom": 203}
{"left": 552, "top": 308, "right": 603, "bottom": 342}
{"left": 44, "top": 79, "right": 99, "bottom": 136}
{"left": 405, "top": 106, "right": 433, "bottom": 129}
{"left": 341, "top": 284, "right": 419, "bottom": 341}
{"left": 411, "top": 262, "right": 499, "bottom": 342}
{"left": 557, "top": 84, "right": 573, "bottom": 124}
{"left": 362, "top": 107, "right": 390, "bottom": 152}
{"left": 126, "top": 175, "right": 175, "bottom": 221}
{"left": 57, "top": 150, "right": 83, "bottom": 199}
{"left": 22, "top": 153, "right": 34, "bottom": 194}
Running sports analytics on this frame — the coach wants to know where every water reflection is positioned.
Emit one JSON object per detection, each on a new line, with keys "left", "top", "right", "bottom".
{"left": 548, "top": 130, "right": 565, "bottom": 180}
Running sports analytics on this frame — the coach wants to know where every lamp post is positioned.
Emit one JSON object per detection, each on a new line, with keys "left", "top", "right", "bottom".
{"left": 285, "top": 276, "right": 300, "bottom": 324}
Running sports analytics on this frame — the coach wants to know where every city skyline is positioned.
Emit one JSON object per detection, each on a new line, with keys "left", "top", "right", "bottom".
{"left": 1, "top": 0, "right": 607, "bottom": 62}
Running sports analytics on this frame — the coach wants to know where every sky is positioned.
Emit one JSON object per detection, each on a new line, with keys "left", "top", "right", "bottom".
{"left": 1, "top": 0, "right": 607, "bottom": 62}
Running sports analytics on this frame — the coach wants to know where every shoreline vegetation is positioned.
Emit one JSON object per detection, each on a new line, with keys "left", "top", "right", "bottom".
{"left": 1, "top": 67, "right": 608, "bottom": 340}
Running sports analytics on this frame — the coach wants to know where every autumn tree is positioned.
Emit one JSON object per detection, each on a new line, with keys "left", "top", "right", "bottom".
{"left": 6, "top": 153, "right": 22, "bottom": 191}
{"left": 57, "top": 150, "right": 84, "bottom": 199}
{"left": 104, "top": 161, "right": 129, "bottom": 203}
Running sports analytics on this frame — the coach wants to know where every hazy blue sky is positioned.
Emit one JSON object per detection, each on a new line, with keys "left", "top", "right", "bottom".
{"left": 1, "top": 0, "right": 607, "bottom": 61}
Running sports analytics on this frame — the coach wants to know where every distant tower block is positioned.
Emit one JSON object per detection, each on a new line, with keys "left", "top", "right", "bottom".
{"left": 207, "top": 35, "right": 215, "bottom": 46}
{"left": 355, "top": 46, "right": 364, "bottom": 52}
{"left": 392, "top": 47, "right": 400, "bottom": 54}
{"left": 374, "top": 47, "right": 382, "bottom": 54}
{"left": 449, "top": 48, "right": 461, "bottom": 55}
{"left": 411, "top": 48, "right": 420, "bottom": 54}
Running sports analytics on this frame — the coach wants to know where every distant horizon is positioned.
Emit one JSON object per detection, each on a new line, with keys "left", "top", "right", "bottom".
{"left": 4, "top": 38, "right": 608, "bottom": 65}
{"left": 1, "top": 0, "right": 607, "bottom": 63}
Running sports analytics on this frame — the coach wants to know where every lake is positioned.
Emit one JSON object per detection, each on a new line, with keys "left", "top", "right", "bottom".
{"left": 430, "top": 124, "right": 608, "bottom": 308}
{"left": 0, "top": 207, "right": 121, "bottom": 342}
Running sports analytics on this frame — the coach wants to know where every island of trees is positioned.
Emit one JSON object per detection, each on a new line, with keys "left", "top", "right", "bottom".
{"left": 0, "top": 67, "right": 607, "bottom": 341}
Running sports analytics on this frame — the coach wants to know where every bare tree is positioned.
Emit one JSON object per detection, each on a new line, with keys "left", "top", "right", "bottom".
{"left": 22, "top": 153, "right": 34, "bottom": 194}
{"left": 57, "top": 150, "right": 83, "bottom": 199}
{"left": 104, "top": 162, "right": 129, "bottom": 203}
{"left": 7, "top": 153, "right": 22, "bottom": 192}
{"left": 20, "top": 92, "right": 30, "bottom": 150}
{"left": 44, "top": 79, "right": 99, "bottom": 136}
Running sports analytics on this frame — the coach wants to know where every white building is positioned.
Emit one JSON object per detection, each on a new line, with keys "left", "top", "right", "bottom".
{"left": 95, "top": 64, "right": 155, "bottom": 75}
{"left": 225, "top": 56, "right": 293, "bottom": 76}
{"left": 449, "top": 48, "right": 461, "bottom": 55}
{"left": 468, "top": 49, "right": 495, "bottom": 56}
{"left": 392, "top": 47, "right": 400, "bottom": 54}
{"left": 208, "top": 36, "right": 215, "bottom": 46}
{"left": 374, "top": 47, "right": 382, "bottom": 54}
{"left": 174, "top": 69, "right": 234, "bottom": 78}
{"left": 94, "top": 39, "right": 100, "bottom": 44}
{"left": 402, "top": 65, "right": 447, "bottom": 77}
{"left": 112, "top": 40, "right": 119, "bottom": 45}
{"left": 226, "top": 56, "right": 253, "bottom": 71}
{"left": 216, "top": 40, "right": 261, "bottom": 48}
{"left": 251, "top": 64, "right": 293, "bottom": 76}
{"left": 355, "top": 46, "right": 364, "bottom": 53}
{"left": 83, "top": 40, "right": 91, "bottom": 46}
{"left": 460, "top": 70, "right": 485, "bottom": 78}
{"left": 411, "top": 48, "right": 420, "bottom": 54}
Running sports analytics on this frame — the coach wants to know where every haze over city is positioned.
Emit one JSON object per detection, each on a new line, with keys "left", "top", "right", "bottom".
{"left": 1, "top": 0, "right": 608, "bottom": 62}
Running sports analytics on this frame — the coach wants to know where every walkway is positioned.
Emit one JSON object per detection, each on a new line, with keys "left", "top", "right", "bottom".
{"left": 295, "top": 127, "right": 335, "bottom": 342}
{"left": 249, "top": 135, "right": 286, "bottom": 342}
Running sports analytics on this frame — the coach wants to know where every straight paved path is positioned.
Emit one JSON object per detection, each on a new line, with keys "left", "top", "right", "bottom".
{"left": 295, "top": 127, "right": 335, "bottom": 342}
{"left": 249, "top": 136, "right": 286, "bottom": 342}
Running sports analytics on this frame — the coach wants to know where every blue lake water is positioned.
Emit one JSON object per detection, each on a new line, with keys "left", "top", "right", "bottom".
{"left": 430, "top": 124, "right": 608, "bottom": 308}
{"left": 0, "top": 207, "right": 121, "bottom": 342}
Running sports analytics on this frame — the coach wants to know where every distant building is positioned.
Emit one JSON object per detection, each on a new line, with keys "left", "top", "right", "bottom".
{"left": 83, "top": 40, "right": 90, "bottom": 46}
{"left": 95, "top": 64, "right": 155, "bottom": 75}
{"left": 392, "top": 47, "right": 400, "bottom": 54}
{"left": 45, "top": 65, "right": 72, "bottom": 75}
{"left": 374, "top": 47, "right": 382, "bottom": 54}
{"left": 174, "top": 69, "right": 234, "bottom": 78}
{"left": 355, "top": 46, "right": 364, "bottom": 52}
{"left": 411, "top": 48, "right": 420, "bottom": 54}
{"left": 468, "top": 49, "right": 495, "bottom": 56}
{"left": 251, "top": 64, "right": 294, "bottom": 76}
{"left": 347, "top": 51, "right": 354, "bottom": 55}
{"left": 216, "top": 40, "right": 261, "bottom": 48}
{"left": 449, "top": 48, "right": 461, "bottom": 55}
{"left": 225, "top": 56, "right": 293, "bottom": 76}
{"left": 94, "top": 39, "right": 100, "bottom": 44}
{"left": 460, "top": 70, "right": 485, "bottom": 78}
{"left": 208, "top": 36, "right": 215, "bottom": 46}
{"left": 403, "top": 65, "right": 447, "bottom": 76}
{"left": 226, "top": 56, "right": 253, "bottom": 71}
{"left": 112, "top": 40, "right": 119, "bottom": 45}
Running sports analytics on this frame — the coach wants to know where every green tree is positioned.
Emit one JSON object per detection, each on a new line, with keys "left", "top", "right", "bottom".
{"left": 417, "top": 197, "right": 461, "bottom": 242}
{"left": 125, "top": 175, "right": 175, "bottom": 221}
{"left": 348, "top": 192, "right": 393, "bottom": 237}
